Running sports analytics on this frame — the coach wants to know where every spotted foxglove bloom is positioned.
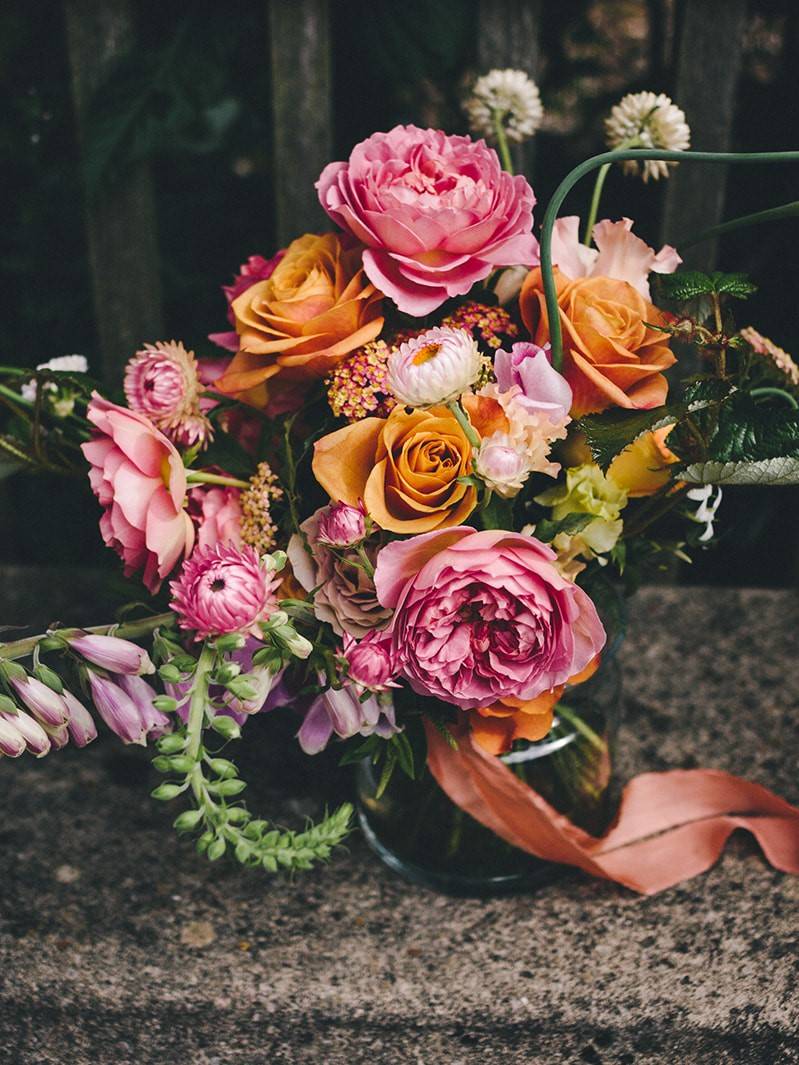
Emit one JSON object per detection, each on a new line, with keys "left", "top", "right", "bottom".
{"left": 686, "top": 485, "right": 723, "bottom": 543}
{"left": 0, "top": 716, "right": 27, "bottom": 757}
{"left": 68, "top": 634, "right": 155, "bottom": 676}
{"left": 465, "top": 68, "right": 544, "bottom": 144}
{"left": 170, "top": 543, "right": 281, "bottom": 641}
{"left": 63, "top": 691, "right": 98, "bottom": 748}
{"left": 297, "top": 683, "right": 399, "bottom": 755}
{"left": 605, "top": 91, "right": 690, "bottom": 181}
{"left": 388, "top": 327, "right": 481, "bottom": 407}
{"left": 124, "top": 340, "right": 213, "bottom": 448}
{"left": 9, "top": 675, "right": 69, "bottom": 728}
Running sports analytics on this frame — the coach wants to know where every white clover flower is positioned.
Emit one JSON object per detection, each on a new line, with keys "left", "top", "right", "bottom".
{"left": 465, "top": 68, "right": 544, "bottom": 144}
{"left": 686, "top": 485, "right": 723, "bottom": 542}
{"left": 605, "top": 91, "right": 691, "bottom": 181}
{"left": 387, "top": 327, "right": 482, "bottom": 408}
{"left": 21, "top": 354, "right": 89, "bottom": 402}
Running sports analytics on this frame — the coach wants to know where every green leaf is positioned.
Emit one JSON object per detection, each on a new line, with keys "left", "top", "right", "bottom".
{"left": 578, "top": 407, "right": 676, "bottom": 470}
{"left": 657, "top": 270, "right": 757, "bottom": 303}
{"left": 533, "top": 513, "right": 595, "bottom": 543}
{"left": 680, "top": 458, "right": 799, "bottom": 485}
{"left": 712, "top": 273, "right": 757, "bottom": 299}
{"left": 710, "top": 395, "right": 799, "bottom": 463}
{"left": 374, "top": 749, "right": 398, "bottom": 800}
{"left": 481, "top": 493, "right": 515, "bottom": 530}
{"left": 390, "top": 731, "right": 416, "bottom": 779}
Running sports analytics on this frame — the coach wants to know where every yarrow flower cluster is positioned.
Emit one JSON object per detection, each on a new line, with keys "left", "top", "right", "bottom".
{"left": 326, "top": 340, "right": 398, "bottom": 422}
{"left": 465, "top": 68, "right": 544, "bottom": 144}
{"left": 440, "top": 300, "right": 519, "bottom": 350}
{"left": 740, "top": 327, "right": 799, "bottom": 388}
{"left": 605, "top": 91, "right": 691, "bottom": 181}
{"left": 240, "top": 462, "right": 284, "bottom": 554}
{"left": 124, "top": 340, "right": 213, "bottom": 447}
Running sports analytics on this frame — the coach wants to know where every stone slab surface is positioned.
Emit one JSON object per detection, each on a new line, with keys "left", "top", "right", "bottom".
{"left": 0, "top": 579, "right": 798, "bottom": 1064}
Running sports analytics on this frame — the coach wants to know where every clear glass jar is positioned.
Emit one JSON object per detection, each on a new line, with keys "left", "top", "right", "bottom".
{"left": 356, "top": 654, "right": 622, "bottom": 897}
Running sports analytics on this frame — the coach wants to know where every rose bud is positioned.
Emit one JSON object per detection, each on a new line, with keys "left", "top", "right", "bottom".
{"left": 316, "top": 501, "right": 368, "bottom": 549}
{"left": 0, "top": 708, "right": 51, "bottom": 757}
{"left": 68, "top": 634, "right": 155, "bottom": 676}
{"left": 9, "top": 675, "right": 69, "bottom": 728}
{"left": 63, "top": 691, "right": 98, "bottom": 748}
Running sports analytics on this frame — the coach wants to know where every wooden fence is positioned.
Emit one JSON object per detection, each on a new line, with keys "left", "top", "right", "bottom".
{"left": 65, "top": 0, "right": 749, "bottom": 381}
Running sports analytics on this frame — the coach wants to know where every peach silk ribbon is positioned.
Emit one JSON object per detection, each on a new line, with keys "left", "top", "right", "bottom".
{"left": 424, "top": 723, "right": 799, "bottom": 895}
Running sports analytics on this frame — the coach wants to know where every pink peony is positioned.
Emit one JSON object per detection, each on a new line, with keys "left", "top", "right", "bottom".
{"left": 187, "top": 482, "right": 243, "bottom": 550}
{"left": 374, "top": 526, "right": 605, "bottom": 710}
{"left": 209, "top": 252, "right": 285, "bottom": 350}
{"left": 169, "top": 543, "right": 281, "bottom": 641}
{"left": 551, "top": 217, "right": 681, "bottom": 300}
{"left": 124, "top": 341, "right": 212, "bottom": 448}
{"left": 316, "top": 500, "right": 367, "bottom": 549}
{"left": 317, "top": 125, "right": 539, "bottom": 316}
{"left": 493, "top": 342, "right": 573, "bottom": 422}
{"left": 287, "top": 509, "right": 391, "bottom": 638}
{"left": 82, "top": 394, "right": 195, "bottom": 593}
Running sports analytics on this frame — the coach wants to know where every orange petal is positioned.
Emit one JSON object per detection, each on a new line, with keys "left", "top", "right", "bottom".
{"left": 312, "top": 418, "right": 384, "bottom": 505}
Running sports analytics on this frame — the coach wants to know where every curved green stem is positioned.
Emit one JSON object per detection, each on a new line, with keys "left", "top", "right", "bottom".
{"left": 582, "top": 163, "right": 611, "bottom": 246}
{"left": 448, "top": 400, "right": 481, "bottom": 449}
{"left": 0, "top": 612, "right": 175, "bottom": 662}
{"left": 185, "top": 470, "right": 249, "bottom": 490}
{"left": 751, "top": 386, "right": 799, "bottom": 410}
{"left": 679, "top": 200, "right": 799, "bottom": 250}
{"left": 540, "top": 149, "right": 799, "bottom": 371}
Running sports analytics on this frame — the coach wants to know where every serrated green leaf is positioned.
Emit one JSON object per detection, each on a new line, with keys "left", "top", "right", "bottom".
{"left": 680, "top": 458, "right": 799, "bottom": 485}
{"left": 711, "top": 272, "right": 757, "bottom": 299}
{"left": 533, "top": 513, "right": 596, "bottom": 543}
{"left": 657, "top": 270, "right": 717, "bottom": 302}
{"left": 709, "top": 395, "right": 799, "bottom": 463}
{"left": 578, "top": 407, "right": 676, "bottom": 470}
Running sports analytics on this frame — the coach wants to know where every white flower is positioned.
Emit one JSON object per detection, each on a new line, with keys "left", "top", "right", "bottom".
{"left": 605, "top": 91, "right": 691, "bottom": 181}
{"left": 21, "top": 354, "right": 89, "bottom": 403}
{"left": 387, "top": 327, "right": 481, "bottom": 408}
{"left": 465, "top": 68, "right": 544, "bottom": 144}
{"left": 476, "top": 433, "right": 530, "bottom": 498}
{"left": 686, "top": 485, "right": 723, "bottom": 542}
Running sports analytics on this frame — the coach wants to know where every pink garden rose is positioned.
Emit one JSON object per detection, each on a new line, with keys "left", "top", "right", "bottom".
{"left": 551, "top": 217, "right": 681, "bottom": 300}
{"left": 82, "top": 394, "right": 194, "bottom": 593}
{"left": 317, "top": 125, "right": 539, "bottom": 316}
{"left": 494, "top": 342, "right": 573, "bottom": 422}
{"left": 209, "top": 252, "right": 285, "bottom": 351}
{"left": 374, "top": 527, "right": 605, "bottom": 711}
{"left": 187, "top": 482, "right": 243, "bottom": 550}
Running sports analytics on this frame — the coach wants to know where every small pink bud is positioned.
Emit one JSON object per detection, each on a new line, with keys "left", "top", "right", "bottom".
{"left": 88, "top": 672, "right": 148, "bottom": 745}
{"left": 68, "top": 634, "right": 155, "bottom": 675}
{"left": 0, "top": 716, "right": 26, "bottom": 757}
{"left": 63, "top": 691, "right": 98, "bottom": 748}
{"left": 0, "top": 709, "right": 51, "bottom": 757}
{"left": 342, "top": 631, "right": 396, "bottom": 691}
{"left": 43, "top": 723, "right": 70, "bottom": 750}
{"left": 9, "top": 675, "right": 69, "bottom": 728}
{"left": 316, "top": 501, "right": 368, "bottom": 549}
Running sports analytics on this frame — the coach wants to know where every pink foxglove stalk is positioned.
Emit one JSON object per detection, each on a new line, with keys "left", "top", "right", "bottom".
{"left": 0, "top": 709, "right": 51, "bottom": 757}
{"left": 298, "top": 683, "right": 398, "bottom": 755}
{"left": 62, "top": 691, "right": 98, "bottom": 748}
{"left": 116, "top": 675, "right": 171, "bottom": 739}
{"left": 87, "top": 672, "right": 165, "bottom": 746}
{"left": 387, "top": 327, "right": 482, "bottom": 407}
{"left": 317, "top": 125, "right": 539, "bottom": 316}
{"left": 68, "top": 634, "right": 155, "bottom": 676}
{"left": 0, "top": 716, "right": 28, "bottom": 757}
{"left": 169, "top": 543, "right": 281, "bottom": 641}
{"left": 123, "top": 340, "right": 213, "bottom": 448}
{"left": 9, "top": 675, "right": 68, "bottom": 728}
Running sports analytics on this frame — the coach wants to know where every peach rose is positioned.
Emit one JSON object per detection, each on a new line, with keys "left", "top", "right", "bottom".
{"left": 312, "top": 406, "right": 477, "bottom": 534}
{"left": 607, "top": 426, "right": 678, "bottom": 497}
{"left": 215, "top": 233, "right": 384, "bottom": 409}
{"left": 520, "top": 268, "right": 675, "bottom": 417}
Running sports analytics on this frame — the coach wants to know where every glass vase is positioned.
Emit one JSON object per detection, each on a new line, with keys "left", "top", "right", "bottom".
{"left": 356, "top": 654, "right": 622, "bottom": 897}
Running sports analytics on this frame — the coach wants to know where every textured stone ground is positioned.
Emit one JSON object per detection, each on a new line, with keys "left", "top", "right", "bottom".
{"left": 0, "top": 576, "right": 798, "bottom": 1064}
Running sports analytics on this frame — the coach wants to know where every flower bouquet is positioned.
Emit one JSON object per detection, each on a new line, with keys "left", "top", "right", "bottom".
{"left": 2, "top": 76, "right": 799, "bottom": 895}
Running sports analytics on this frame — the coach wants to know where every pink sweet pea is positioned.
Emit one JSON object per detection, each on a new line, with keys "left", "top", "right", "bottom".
{"left": 374, "top": 527, "right": 605, "bottom": 711}
{"left": 494, "top": 342, "right": 573, "bottom": 422}
{"left": 551, "top": 216, "right": 681, "bottom": 300}
{"left": 317, "top": 125, "right": 539, "bottom": 316}
{"left": 82, "top": 394, "right": 195, "bottom": 593}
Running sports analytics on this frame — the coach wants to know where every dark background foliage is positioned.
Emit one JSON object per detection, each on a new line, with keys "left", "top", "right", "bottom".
{"left": 1, "top": 0, "right": 798, "bottom": 583}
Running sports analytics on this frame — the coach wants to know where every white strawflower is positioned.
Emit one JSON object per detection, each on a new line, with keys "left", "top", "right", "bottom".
{"left": 475, "top": 433, "right": 530, "bottom": 498}
{"left": 21, "top": 354, "right": 89, "bottom": 402}
{"left": 387, "top": 327, "right": 482, "bottom": 408}
{"left": 465, "top": 68, "right": 544, "bottom": 144}
{"left": 605, "top": 91, "right": 691, "bottom": 181}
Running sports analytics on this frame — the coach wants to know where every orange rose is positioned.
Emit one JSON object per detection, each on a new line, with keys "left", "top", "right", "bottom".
{"left": 520, "top": 268, "right": 675, "bottom": 417}
{"left": 312, "top": 405, "right": 477, "bottom": 534}
{"left": 607, "top": 426, "right": 678, "bottom": 497}
{"left": 215, "top": 233, "right": 383, "bottom": 408}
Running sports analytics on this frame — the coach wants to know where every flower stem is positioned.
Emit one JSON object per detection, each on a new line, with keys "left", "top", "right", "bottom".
{"left": 751, "top": 386, "right": 799, "bottom": 410}
{"left": 186, "top": 643, "right": 215, "bottom": 763}
{"left": 582, "top": 164, "right": 611, "bottom": 246}
{"left": 492, "top": 109, "right": 514, "bottom": 175}
{"left": 185, "top": 471, "right": 250, "bottom": 490}
{"left": 0, "top": 612, "right": 175, "bottom": 662}
{"left": 448, "top": 400, "right": 481, "bottom": 450}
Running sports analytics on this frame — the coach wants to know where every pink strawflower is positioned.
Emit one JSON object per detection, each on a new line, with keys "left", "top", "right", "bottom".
{"left": 440, "top": 300, "right": 519, "bottom": 350}
{"left": 317, "top": 500, "right": 367, "bottom": 548}
{"left": 388, "top": 327, "right": 482, "bottom": 407}
{"left": 374, "top": 527, "right": 605, "bottom": 710}
{"left": 341, "top": 631, "right": 397, "bottom": 692}
{"left": 494, "top": 342, "right": 573, "bottom": 422}
{"left": 551, "top": 217, "right": 681, "bottom": 300}
{"left": 124, "top": 340, "right": 213, "bottom": 448}
{"left": 475, "top": 433, "right": 530, "bottom": 497}
{"left": 170, "top": 543, "right": 281, "bottom": 641}
{"left": 82, "top": 394, "right": 195, "bottom": 593}
{"left": 67, "top": 634, "right": 155, "bottom": 676}
{"left": 209, "top": 252, "right": 285, "bottom": 350}
{"left": 326, "top": 340, "right": 398, "bottom": 422}
{"left": 187, "top": 482, "right": 243, "bottom": 550}
{"left": 317, "top": 125, "right": 539, "bottom": 316}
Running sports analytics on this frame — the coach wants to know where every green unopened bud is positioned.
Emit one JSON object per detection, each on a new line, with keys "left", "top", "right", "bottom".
{"left": 0, "top": 660, "right": 27, "bottom": 682}
{"left": 214, "top": 633, "right": 246, "bottom": 652}
{"left": 171, "top": 655, "right": 197, "bottom": 673}
{"left": 207, "top": 838, "right": 226, "bottom": 861}
{"left": 211, "top": 779, "right": 246, "bottom": 797}
{"left": 151, "top": 783, "right": 183, "bottom": 801}
{"left": 173, "top": 809, "right": 203, "bottom": 832}
{"left": 213, "top": 662, "right": 241, "bottom": 684}
{"left": 210, "top": 716, "right": 241, "bottom": 740}
{"left": 225, "top": 676, "right": 257, "bottom": 701}
{"left": 206, "top": 757, "right": 238, "bottom": 779}
{"left": 157, "top": 733, "right": 187, "bottom": 754}
{"left": 263, "top": 550, "right": 287, "bottom": 573}
{"left": 262, "top": 610, "right": 289, "bottom": 630}
{"left": 251, "top": 647, "right": 282, "bottom": 671}
{"left": 152, "top": 695, "right": 178, "bottom": 713}
{"left": 226, "top": 807, "right": 249, "bottom": 824}
{"left": 273, "top": 626, "right": 312, "bottom": 660}
{"left": 38, "top": 636, "right": 67, "bottom": 653}
{"left": 33, "top": 664, "right": 64, "bottom": 692}
{"left": 158, "top": 664, "right": 182, "bottom": 684}
{"left": 0, "top": 694, "right": 18, "bottom": 715}
{"left": 165, "top": 754, "right": 195, "bottom": 774}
